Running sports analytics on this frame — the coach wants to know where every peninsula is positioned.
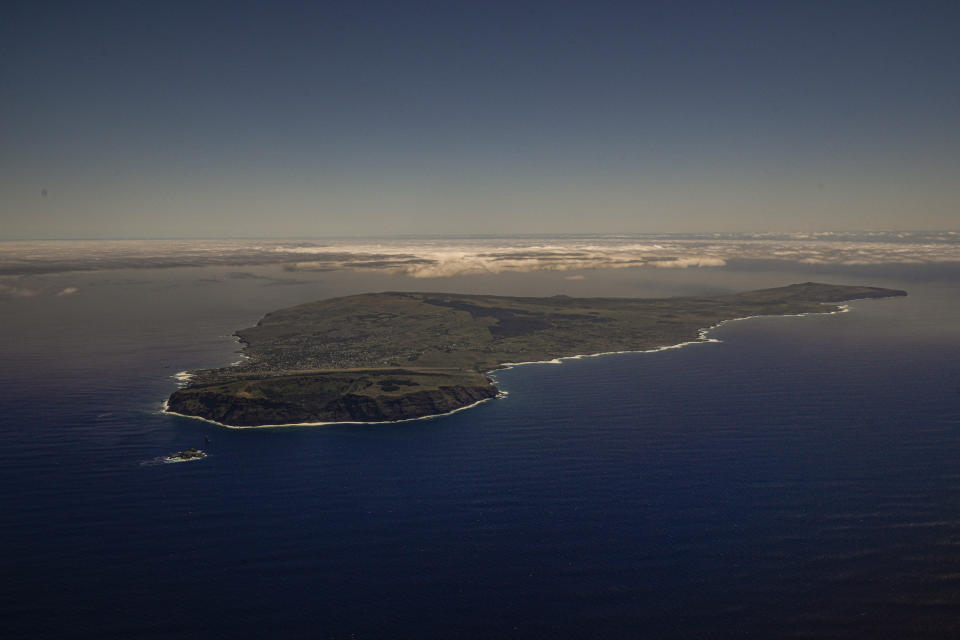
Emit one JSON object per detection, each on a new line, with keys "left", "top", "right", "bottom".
{"left": 166, "top": 282, "right": 906, "bottom": 427}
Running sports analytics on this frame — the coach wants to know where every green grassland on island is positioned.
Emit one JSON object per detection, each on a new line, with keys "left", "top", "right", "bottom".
{"left": 166, "top": 282, "right": 906, "bottom": 427}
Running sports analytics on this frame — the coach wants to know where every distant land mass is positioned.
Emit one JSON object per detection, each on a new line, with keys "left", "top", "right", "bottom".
{"left": 165, "top": 283, "right": 906, "bottom": 427}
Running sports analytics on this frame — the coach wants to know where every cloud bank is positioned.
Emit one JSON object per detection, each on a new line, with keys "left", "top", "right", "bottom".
{"left": 0, "top": 232, "right": 958, "bottom": 281}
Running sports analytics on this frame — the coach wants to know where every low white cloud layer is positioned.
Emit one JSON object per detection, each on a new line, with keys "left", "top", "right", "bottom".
{"left": 0, "top": 232, "right": 958, "bottom": 280}
{"left": 0, "top": 281, "right": 41, "bottom": 298}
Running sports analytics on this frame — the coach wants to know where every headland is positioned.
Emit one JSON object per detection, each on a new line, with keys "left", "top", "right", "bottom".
{"left": 165, "top": 282, "right": 906, "bottom": 427}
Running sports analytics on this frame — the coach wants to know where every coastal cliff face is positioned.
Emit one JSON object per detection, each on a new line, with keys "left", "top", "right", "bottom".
{"left": 166, "top": 283, "right": 907, "bottom": 427}
{"left": 167, "top": 370, "right": 499, "bottom": 427}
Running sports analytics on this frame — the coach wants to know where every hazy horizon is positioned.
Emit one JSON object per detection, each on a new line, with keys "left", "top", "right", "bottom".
{"left": 3, "top": 228, "right": 960, "bottom": 242}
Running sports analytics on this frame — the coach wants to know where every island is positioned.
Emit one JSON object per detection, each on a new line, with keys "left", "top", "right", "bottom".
{"left": 164, "top": 448, "right": 207, "bottom": 462}
{"left": 165, "top": 282, "right": 906, "bottom": 427}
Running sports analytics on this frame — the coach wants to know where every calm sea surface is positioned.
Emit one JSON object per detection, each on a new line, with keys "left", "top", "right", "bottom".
{"left": 2, "top": 265, "right": 960, "bottom": 638}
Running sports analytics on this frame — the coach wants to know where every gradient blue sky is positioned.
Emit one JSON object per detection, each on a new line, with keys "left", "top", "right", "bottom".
{"left": 2, "top": 0, "right": 958, "bottom": 238}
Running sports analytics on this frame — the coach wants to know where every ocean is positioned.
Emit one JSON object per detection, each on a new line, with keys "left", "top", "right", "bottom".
{"left": 2, "top": 261, "right": 960, "bottom": 638}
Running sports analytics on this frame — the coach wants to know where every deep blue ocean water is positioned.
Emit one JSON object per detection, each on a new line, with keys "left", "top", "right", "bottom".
{"left": 2, "top": 266, "right": 960, "bottom": 638}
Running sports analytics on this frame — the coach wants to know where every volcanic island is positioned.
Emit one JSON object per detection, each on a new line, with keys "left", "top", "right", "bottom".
{"left": 165, "top": 282, "right": 906, "bottom": 427}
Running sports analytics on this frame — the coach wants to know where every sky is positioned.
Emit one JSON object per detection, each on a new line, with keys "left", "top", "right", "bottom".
{"left": 1, "top": 0, "right": 958, "bottom": 239}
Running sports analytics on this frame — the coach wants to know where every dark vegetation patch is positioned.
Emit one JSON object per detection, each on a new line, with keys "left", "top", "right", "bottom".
{"left": 423, "top": 297, "right": 552, "bottom": 338}
{"left": 378, "top": 378, "right": 419, "bottom": 392}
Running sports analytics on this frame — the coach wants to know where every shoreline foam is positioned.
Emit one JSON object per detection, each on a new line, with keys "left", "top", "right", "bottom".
{"left": 160, "top": 301, "right": 854, "bottom": 429}
{"left": 172, "top": 371, "right": 194, "bottom": 387}
{"left": 160, "top": 393, "right": 505, "bottom": 429}
{"left": 494, "top": 303, "right": 850, "bottom": 371}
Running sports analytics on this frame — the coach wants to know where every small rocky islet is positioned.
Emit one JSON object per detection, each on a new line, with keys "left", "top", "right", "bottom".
{"left": 164, "top": 448, "right": 207, "bottom": 463}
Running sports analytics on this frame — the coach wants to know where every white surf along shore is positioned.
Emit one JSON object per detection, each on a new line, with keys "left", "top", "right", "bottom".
{"left": 161, "top": 301, "right": 853, "bottom": 429}
{"left": 160, "top": 394, "right": 503, "bottom": 430}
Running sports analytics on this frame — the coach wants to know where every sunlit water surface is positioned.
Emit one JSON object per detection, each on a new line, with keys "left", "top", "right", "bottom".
{"left": 2, "top": 264, "right": 959, "bottom": 638}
